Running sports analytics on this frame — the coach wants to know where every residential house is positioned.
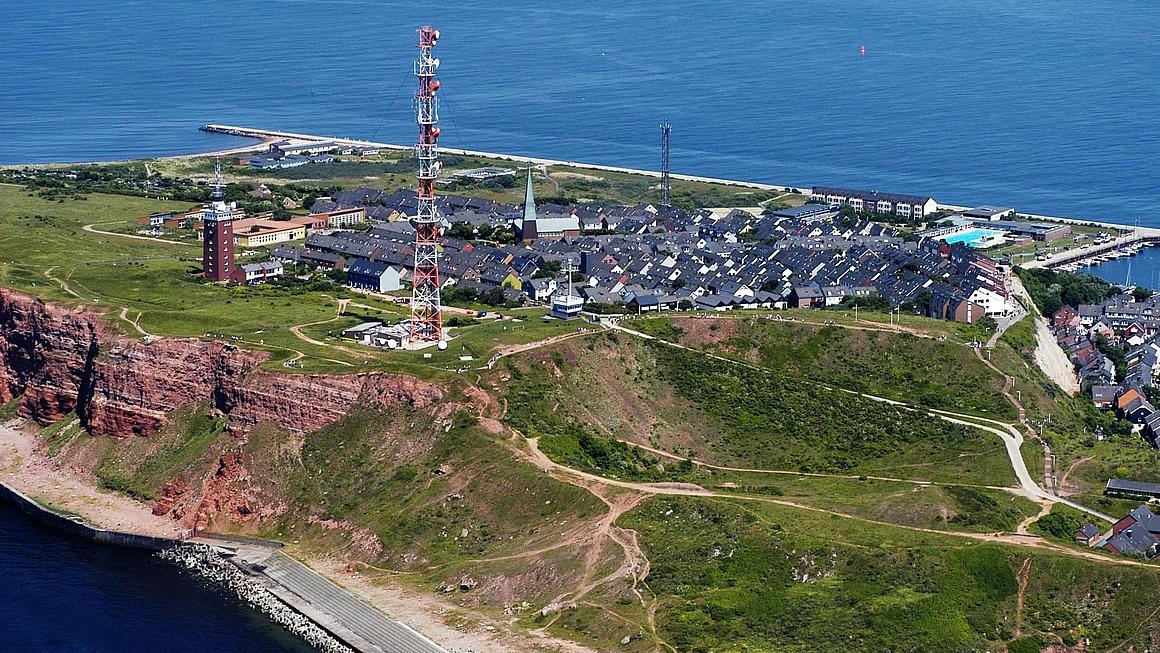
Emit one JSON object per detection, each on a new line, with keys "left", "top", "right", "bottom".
{"left": 347, "top": 260, "right": 402, "bottom": 293}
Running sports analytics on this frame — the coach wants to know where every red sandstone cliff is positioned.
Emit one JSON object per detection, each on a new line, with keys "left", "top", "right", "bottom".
{"left": 0, "top": 288, "right": 443, "bottom": 437}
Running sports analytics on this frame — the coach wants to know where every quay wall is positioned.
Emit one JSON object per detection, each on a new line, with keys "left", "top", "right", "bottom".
{"left": 0, "top": 481, "right": 179, "bottom": 550}
{"left": 1040, "top": 235, "right": 1160, "bottom": 270}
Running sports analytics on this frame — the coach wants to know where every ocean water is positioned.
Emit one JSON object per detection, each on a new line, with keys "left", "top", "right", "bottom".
{"left": 3, "top": 0, "right": 1159, "bottom": 227}
{"left": 0, "top": 502, "right": 315, "bottom": 653}
{"left": 1087, "top": 245, "right": 1160, "bottom": 290}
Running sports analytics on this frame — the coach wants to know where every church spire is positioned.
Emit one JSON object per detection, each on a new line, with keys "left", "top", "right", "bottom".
{"left": 522, "top": 165, "right": 536, "bottom": 223}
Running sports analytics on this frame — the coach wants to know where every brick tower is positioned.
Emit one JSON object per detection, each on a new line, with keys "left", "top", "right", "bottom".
{"left": 202, "top": 160, "right": 235, "bottom": 282}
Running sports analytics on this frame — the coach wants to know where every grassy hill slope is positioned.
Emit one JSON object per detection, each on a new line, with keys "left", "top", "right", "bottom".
{"left": 501, "top": 332, "right": 1016, "bottom": 486}
{"left": 634, "top": 314, "right": 1015, "bottom": 419}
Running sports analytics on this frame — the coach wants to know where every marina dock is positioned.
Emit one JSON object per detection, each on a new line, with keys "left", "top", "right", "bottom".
{"left": 1021, "top": 230, "right": 1160, "bottom": 271}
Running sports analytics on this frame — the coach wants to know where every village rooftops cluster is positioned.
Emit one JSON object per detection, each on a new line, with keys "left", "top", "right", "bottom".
{"left": 265, "top": 186, "right": 1017, "bottom": 324}
{"left": 1105, "top": 504, "right": 1160, "bottom": 557}
{"left": 1053, "top": 296, "right": 1160, "bottom": 447}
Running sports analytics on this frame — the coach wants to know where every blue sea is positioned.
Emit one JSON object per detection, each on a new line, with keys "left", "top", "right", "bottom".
{"left": 0, "top": 501, "right": 315, "bottom": 652}
{"left": 1, "top": 5, "right": 1158, "bottom": 644}
{"left": 3, "top": 0, "right": 1159, "bottom": 227}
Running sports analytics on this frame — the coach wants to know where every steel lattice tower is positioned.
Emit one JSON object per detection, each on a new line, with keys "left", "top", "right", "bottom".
{"left": 660, "top": 121, "right": 671, "bottom": 207}
{"left": 409, "top": 26, "right": 444, "bottom": 344}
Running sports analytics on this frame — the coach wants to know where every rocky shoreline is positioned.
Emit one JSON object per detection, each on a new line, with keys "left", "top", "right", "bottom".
{"left": 160, "top": 544, "right": 355, "bottom": 653}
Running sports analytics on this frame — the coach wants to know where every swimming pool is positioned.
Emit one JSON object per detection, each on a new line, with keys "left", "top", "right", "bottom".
{"left": 939, "top": 228, "right": 1006, "bottom": 248}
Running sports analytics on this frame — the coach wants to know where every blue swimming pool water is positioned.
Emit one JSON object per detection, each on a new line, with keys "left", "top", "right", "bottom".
{"left": 941, "top": 229, "right": 1004, "bottom": 247}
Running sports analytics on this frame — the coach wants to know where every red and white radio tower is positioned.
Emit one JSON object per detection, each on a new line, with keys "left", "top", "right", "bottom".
{"left": 409, "top": 26, "right": 444, "bottom": 345}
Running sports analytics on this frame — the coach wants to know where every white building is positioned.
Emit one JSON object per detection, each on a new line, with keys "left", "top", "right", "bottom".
{"left": 811, "top": 186, "right": 939, "bottom": 220}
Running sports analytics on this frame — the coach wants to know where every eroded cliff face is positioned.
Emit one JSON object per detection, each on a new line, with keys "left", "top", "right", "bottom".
{"left": 0, "top": 288, "right": 443, "bottom": 437}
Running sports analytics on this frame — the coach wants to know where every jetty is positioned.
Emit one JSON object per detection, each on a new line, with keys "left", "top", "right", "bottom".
{"left": 201, "top": 124, "right": 796, "bottom": 192}
{"left": 1021, "top": 229, "right": 1160, "bottom": 270}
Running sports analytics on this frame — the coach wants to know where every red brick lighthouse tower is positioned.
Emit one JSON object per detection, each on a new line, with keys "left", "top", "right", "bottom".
{"left": 202, "top": 160, "right": 235, "bottom": 282}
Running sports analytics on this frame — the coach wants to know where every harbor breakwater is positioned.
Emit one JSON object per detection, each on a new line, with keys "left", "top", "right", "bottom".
{"left": 160, "top": 544, "right": 355, "bottom": 653}
{"left": 0, "top": 480, "right": 362, "bottom": 653}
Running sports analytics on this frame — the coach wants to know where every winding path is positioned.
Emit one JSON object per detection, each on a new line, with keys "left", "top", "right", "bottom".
{"left": 603, "top": 318, "right": 1115, "bottom": 524}
{"left": 82, "top": 221, "right": 188, "bottom": 246}
{"left": 510, "top": 433, "right": 1143, "bottom": 567}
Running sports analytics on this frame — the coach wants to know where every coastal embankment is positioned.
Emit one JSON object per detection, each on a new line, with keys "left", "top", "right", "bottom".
{"left": 0, "top": 479, "right": 180, "bottom": 550}
{"left": 200, "top": 124, "right": 796, "bottom": 192}
{"left": 0, "top": 421, "right": 448, "bottom": 653}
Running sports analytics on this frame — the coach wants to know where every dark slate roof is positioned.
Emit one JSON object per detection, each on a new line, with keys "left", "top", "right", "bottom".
{"left": 1077, "top": 523, "right": 1102, "bottom": 539}
{"left": 1107, "top": 479, "right": 1160, "bottom": 497}
{"left": 347, "top": 260, "right": 392, "bottom": 277}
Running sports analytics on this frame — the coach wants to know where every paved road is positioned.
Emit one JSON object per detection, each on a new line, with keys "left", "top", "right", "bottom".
{"left": 260, "top": 552, "right": 446, "bottom": 653}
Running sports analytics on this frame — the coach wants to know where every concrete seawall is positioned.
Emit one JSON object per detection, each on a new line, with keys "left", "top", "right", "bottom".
{"left": 0, "top": 481, "right": 179, "bottom": 550}
{"left": 0, "top": 479, "right": 445, "bottom": 652}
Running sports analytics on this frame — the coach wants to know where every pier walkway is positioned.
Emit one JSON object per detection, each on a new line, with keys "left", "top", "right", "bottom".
{"left": 255, "top": 551, "right": 446, "bottom": 653}
{"left": 1021, "top": 229, "right": 1160, "bottom": 270}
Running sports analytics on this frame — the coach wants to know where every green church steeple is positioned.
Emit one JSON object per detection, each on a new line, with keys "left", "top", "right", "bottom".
{"left": 522, "top": 165, "right": 537, "bottom": 223}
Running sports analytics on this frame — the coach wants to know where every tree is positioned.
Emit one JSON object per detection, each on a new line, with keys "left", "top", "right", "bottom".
{"left": 837, "top": 294, "right": 891, "bottom": 312}
{"left": 1016, "top": 268, "right": 1118, "bottom": 316}
{"left": 532, "top": 260, "right": 562, "bottom": 278}
{"left": 480, "top": 287, "right": 507, "bottom": 306}
{"left": 448, "top": 221, "right": 475, "bottom": 240}
{"left": 1133, "top": 286, "right": 1153, "bottom": 302}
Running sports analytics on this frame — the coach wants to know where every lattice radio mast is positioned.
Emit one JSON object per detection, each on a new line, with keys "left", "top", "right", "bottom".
{"left": 660, "top": 121, "right": 672, "bottom": 207}
{"left": 409, "top": 26, "right": 444, "bottom": 345}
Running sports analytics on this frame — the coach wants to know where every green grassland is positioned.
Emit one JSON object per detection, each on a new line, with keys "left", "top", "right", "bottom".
{"left": 49, "top": 404, "right": 227, "bottom": 500}
{"left": 995, "top": 316, "right": 1160, "bottom": 515}
{"left": 634, "top": 314, "right": 1015, "bottom": 419}
{"left": 501, "top": 333, "right": 1018, "bottom": 486}
{"left": 12, "top": 165, "right": 1160, "bottom": 652}
{"left": 152, "top": 151, "right": 802, "bottom": 211}
{"left": 0, "top": 184, "right": 590, "bottom": 378}
{"left": 620, "top": 495, "right": 1160, "bottom": 653}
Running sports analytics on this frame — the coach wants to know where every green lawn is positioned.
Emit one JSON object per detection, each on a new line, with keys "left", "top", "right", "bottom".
{"left": 994, "top": 316, "right": 1153, "bottom": 516}
{"left": 150, "top": 153, "right": 800, "bottom": 212}
{"left": 0, "top": 184, "right": 589, "bottom": 376}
